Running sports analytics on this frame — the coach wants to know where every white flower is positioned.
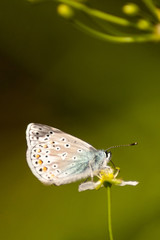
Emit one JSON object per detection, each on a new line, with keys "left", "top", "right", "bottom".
{"left": 79, "top": 166, "right": 138, "bottom": 192}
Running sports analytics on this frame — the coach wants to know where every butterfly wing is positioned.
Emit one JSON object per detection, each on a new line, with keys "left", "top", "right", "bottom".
{"left": 26, "top": 123, "right": 101, "bottom": 185}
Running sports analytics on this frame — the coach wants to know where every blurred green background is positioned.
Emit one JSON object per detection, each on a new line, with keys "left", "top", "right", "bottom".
{"left": 1, "top": 0, "right": 160, "bottom": 240}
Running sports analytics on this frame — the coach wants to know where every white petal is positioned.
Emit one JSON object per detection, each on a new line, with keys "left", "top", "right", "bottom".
{"left": 78, "top": 182, "right": 97, "bottom": 192}
{"left": 119, "top": 181, "right": 139, "bottom": 186}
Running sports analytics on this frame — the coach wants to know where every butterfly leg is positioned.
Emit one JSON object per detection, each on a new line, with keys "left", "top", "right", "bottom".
{"left": 88, "top": 161, "right": 94, "bottom": 181}
{"left": 83, "top": 177, "right": 90, "bottom": 183}
{"left": 114, "top": 167, "right": 120, "bottom": 178}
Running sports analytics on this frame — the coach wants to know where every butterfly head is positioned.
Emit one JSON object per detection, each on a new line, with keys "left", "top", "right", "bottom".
{"left": 105, "top": 151, "right": 112, "bottom": 162}
{"left": 99, "top": 150, "right": 112, "bottom": 169}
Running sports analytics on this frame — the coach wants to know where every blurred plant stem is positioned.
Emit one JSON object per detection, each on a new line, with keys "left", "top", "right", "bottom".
{"left": 142, "top": 0, "right": 160, "bottom": 20}
{"left": 28, "top": 0, "right": 160, "bottom": 43}
{"left": 56, "top": 0, "right": 160, "bottom": 43}
{"left": 58, "top": 0, "right": 155, "bottom": 31}
{"left": 58, "top": 0, "right": 135, "bottom": 27}
{"left": 74, "top": 20, "right": 158, "bottom": 43}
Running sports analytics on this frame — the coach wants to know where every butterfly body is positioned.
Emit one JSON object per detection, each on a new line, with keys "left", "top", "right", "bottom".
{"left": 26, "top": 123, "right": 111, "bottom": 186}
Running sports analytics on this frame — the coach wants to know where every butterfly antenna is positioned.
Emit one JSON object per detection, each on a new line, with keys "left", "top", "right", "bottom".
{"left": 110, "top": 160, "right": 116, "bottom": 169}
{"left": 105, "top": 142, "right": 138, "bottom": 152}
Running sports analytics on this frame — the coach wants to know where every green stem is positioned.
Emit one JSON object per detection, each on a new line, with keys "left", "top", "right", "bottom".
{"left": 107, "top": 186, "right": 113, "bottom": 240}
{"left": 142, "top": 0, "right": 160, "bottom": 21}
{"left": 73, "top": 20, "right": 159, "bottom": 43}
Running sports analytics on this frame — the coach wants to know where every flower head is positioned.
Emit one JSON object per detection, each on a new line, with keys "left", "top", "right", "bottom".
{"left": 79, "top": 166, "right": 138, "bottom": 192}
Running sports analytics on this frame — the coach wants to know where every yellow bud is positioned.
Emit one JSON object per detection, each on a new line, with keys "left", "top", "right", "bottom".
{"left": 137, "top": 19, "right": 151, "bottom": 30}
{"left": 122, "top": 3, "right": 139, "bottom": 16}
{"left": 57, "top": 4, "right": 74, "bottom": 20}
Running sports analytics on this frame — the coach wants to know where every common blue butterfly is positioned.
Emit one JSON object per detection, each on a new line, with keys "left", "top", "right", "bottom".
{"left": 26, "top": 123, "right": 111, "bottom": 186}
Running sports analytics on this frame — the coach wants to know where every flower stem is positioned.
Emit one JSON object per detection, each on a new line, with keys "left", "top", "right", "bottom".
{"left": 107, "top": 186, "right": 113, "bottom": 240}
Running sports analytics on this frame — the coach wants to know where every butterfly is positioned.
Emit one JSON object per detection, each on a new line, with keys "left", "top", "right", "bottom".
{"left": 26, "top": 123, "right": 111, "bottom": 187}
